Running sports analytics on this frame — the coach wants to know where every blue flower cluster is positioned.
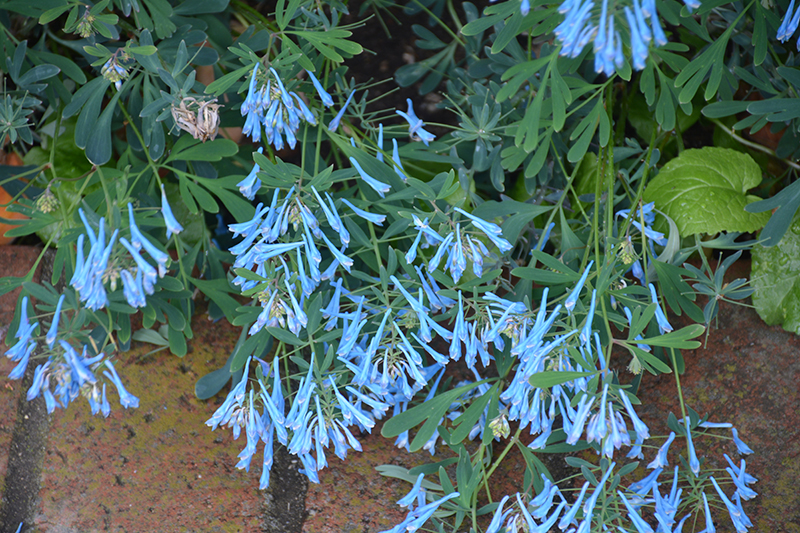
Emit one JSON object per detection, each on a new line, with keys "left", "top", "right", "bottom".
{"left": 379, "top": 475, "right": 459, "bottom": 533}
{"left": 4, "top": 297, "right": 139, "bottom": 415}
{"left": 71, "top": 203, "right": 173, "bottom": 311}
{"left": 405, "top": 208, "right": 513, "bottom": 283}
{"left": 450, "top": 420, "right": 755, "bottom": 533}
{"left": 212, "top": 61, "right": 757, "bottom": 533}
{"left": 554, "top": 0, "right": 697, "bottom": 76}
{"left": 3, "top": 197, "right": 180, "bottom": 416}
{"left": 241, "top": 64, "right": 339, "bottom": 149}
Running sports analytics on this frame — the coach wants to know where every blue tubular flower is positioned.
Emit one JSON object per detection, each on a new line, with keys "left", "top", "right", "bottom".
{"left": 311, "top": 186, "right": 340, "bottom": 234}
{"left": 618, "top": 491, "right": 655, "bottom": 533}
{"left": 619, "top": 389, "right": 650, "bottom": 440}
{"left": 160, "top": 185, "right": 183, "bottom": 238}
{"left": 485, "top": 495, "right": 513, "bottom": 533}
{"left": 428, "top": 232, "right": 454, "bottom": 272}
{"left": 405, "top": 223, "right": 426, "bottom": 264}
{"left": 348, "top": 157, "right": 391, "bottom": 197}
{"left": 682, "top": 417, "right": 701, "bottom": 476}
{"left": 396, "top": 473, "right": 426, "bottom": 509}
{"left": 341, "top": 198, "right": 386, "bottom": 225}
{"left": 325, "top": 192, "right": 349, "bottom": 245}
{"left": 128, "top": 204, "right": 169, "bottom": 277}
{"left": 446, "top": 226, "right": 467, "bottom": 283}
{"left": 555, "top": 0, "right": 594, "bottom": 58}
{"left": 44, "top": 295, "right": 64, "bottom": 350}
{"left": 320, "top": 233, "right": 354, "bottom": 272}
{"left": 580, "top": 289, "right": 597, "bottom": 345}
{"left": 103, "top": 360, "right": 139, "bottom": 409}
{"left": 564, "top": 260, "right": 594, "bottom": 314}
{"left": 391, "top": 139, "right": 406, "bottom": 180}
{"left": 778, "top": 0, "right": 800, "bottom": 42}
{"left": 120, "top": 269, "right": 146, "bottom": 308}
{"left": 701, "top": 492, "right": 716, "bottom": 533}
{"left": 27, "top": 361, "right": 50, "bottom": 401}
{"left": 581, "top": 462, "right": 615, "bottom": 527}
{"left": 617, "top": 202, "right": 667, "bottom": 245}
{"left": 710, "top": 476, "right": 753, "bottom": 531}
{"left": 648, "top": 431, "right": 676, "bottom": 469}
{"left": 396, "top": 99, "right": 435, "bottom": 146}
{"left": 558, "top": 481, "right": 589, "bottom": 530}
{"left": 633, "top": 0, "right": 652, "bottom": 44}
{"left": 376, "top": 124, "right": 384, "bottom": 162}
{"left": 646, "top": 0, "right": 668, "bottom": 46}
{"left": 328, "top": 89, "right": 355, "bottom": 132}
{"left": 453, "top": 207, "right": 513, "bottom": 253}
{"left": 242, "top": 64, "right": 260, "bottom": 115}
{"left": 306, "top": 69, "right": 333, "bottom": 107}
{"left": 731, "top": 427, "right": 754, "bottom": 455}
{"left": 724, "top": 455, "right": 758, "bottom": 501}
{"left": 566, "top": 393, "right": 595, "bottom": 444}
{"left": 8, "top": 342, "right": 35, "bottom": 380}
{"left": 585, "top": 383, "right": 609, "bottom": 443}
{"left": 292, "top": 93, "right": 316, "bottom": 125}
{"left": 593, "top": 1, "right": 612, "bottom": 75}
{"left": 700, "top": 420, "right": 733, "bottom": 429}
{"left": 383, "top": 492, "right": 460, "bottom": 533}
{"left": 99, "top": 383, "right": 111, "bottom": 417}
{"left": 238, "top": 147, "right": 263, "bottom": 200}
{"left": 682, "top": 0, "right": 700, "bottom": 11}
{"left": 119, "top": 237, "right": 158, "bottom": 295}
{"left": 625, "top": 6, "right": 648, "bottom": 71}
{"left": 648, "top": 283, "right": 673, "bottom": 333}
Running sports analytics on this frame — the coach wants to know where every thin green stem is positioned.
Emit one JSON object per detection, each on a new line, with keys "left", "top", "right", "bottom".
{"left": 483, "top": 427, "right": 521, "bottom": 482}
{"left": 411, "top": 0, "right": 465, "bottom": 47}
{"left": 710, "top": 117, "right": 800, "bottom": 170}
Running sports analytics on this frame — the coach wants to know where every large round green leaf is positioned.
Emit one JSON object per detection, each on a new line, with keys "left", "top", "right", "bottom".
{"left": 643, "top": 147, "right": 769, "bottom": 236}
{"left": 752, "top": 215, "right": 800, "bottom": 335}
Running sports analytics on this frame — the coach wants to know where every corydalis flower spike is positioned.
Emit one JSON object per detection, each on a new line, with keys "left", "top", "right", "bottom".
{"left": 160, "top": 185, "right": 184, "bottom": 238}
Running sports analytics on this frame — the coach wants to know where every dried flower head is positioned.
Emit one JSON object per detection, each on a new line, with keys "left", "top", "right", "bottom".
{"left": 171, "top": 97, "right": 222, "bottom": 142}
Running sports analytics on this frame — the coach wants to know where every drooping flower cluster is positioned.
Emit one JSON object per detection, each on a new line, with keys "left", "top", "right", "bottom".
{"left": 241, "top": 64, "right": 329, "bottom": 150}
{"left": 378, "top": 475, "right": 459, "bottom": 533}
{"left": 555, "top": 0, "right": 695, "bottom": 76}
{"left": 404, "top": 207, "right": 514, "bottom": 283}
{"left": 71, "top": 203, "right": 173, "bottom": 311}
{"left": 4, "top": 296, "right": 139, "bottom": 415}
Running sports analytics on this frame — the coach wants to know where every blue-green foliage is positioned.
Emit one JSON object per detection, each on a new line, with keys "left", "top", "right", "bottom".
{"left": 3, "top": 0, "right": 794, "bottom": 531}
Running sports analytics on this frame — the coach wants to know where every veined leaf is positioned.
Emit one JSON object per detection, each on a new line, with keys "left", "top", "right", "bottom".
{"left": 643, "top": 147, "right": 769, "bottom": 236}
